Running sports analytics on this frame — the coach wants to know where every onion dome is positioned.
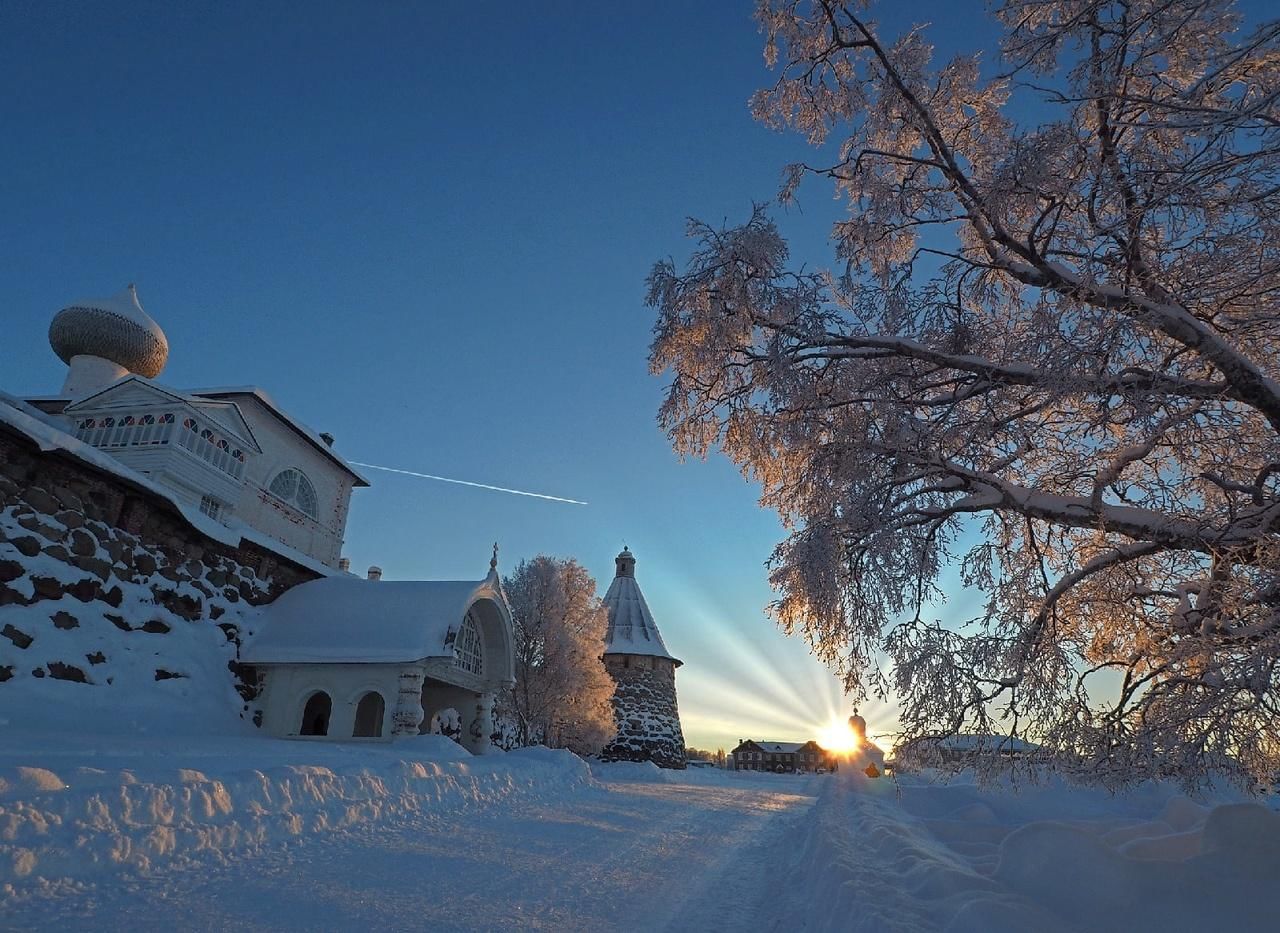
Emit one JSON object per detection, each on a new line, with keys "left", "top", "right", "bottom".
{"left": 49, "top": 284, "right": 169, "bottom": 379}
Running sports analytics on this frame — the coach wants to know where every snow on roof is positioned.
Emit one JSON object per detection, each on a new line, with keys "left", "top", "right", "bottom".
{"left": 901, "top": 734, "right": 1039, "bottom": 754}
{"left": 241, "top": 575, "right": 507, "bottom": 665}
{"left": 602, "top": 548, "right": 680, "bottom": 664}
{"left": 757, "top": 742, "right": 806, "bottom": 753}
{"left": 0, "top": 391, "right": 335, "bottom": 578}
{"left": 936, "top": 734, "right": 1038, "bottom": 752}
{"left": 188, "top": 386, "right": 369, "bottom": 486}
{"left": 49, "top": 285, "right": 169, "bottom": 378}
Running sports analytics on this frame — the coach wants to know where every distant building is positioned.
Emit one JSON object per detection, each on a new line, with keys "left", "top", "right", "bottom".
{"left": 892, "top": 734, "right": 1037, "bottom": 771}
{"left": 731, "top": 739, "right": 836, "bottom": 773}
{"left": 598, "top": 547, "right": 687, "bottom": 769}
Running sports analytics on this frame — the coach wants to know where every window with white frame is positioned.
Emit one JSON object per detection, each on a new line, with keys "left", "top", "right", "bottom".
{"left": 454, "top": 610, "right": 484, "bottom": 676}
{"left": 267, "top": 468, "right": 319, "bottom": 519}
{"left": 199, "top": 495, "right": 221, "bottom": 520}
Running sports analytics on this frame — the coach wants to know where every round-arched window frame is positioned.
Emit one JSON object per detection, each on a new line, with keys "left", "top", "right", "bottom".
{"left": 299, "top": 690, "right": 332, "bottom": 736}
{"left": 454, "top": 610, "right": 484, "bottom": 676}
{"left": 268, "top": 468, "right": 319, "bottom": 519}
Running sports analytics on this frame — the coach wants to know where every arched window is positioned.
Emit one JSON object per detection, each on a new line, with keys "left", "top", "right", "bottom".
{"left": 299, "top": 691, "right": 331, "bottom": 736}
{"left": 352, "top": 692, "right": 385, "bottom": 738}
{"left": 454, "top": 611, "right": 484, "bottom": 676}
{"left": 268, "top": 468, "right": 319, "bottom": 519}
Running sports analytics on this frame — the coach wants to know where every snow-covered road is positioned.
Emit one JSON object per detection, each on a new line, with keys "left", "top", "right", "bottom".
{"left": 2, "top": 760, "right": 822, "bottom": 932}
{"left": 7, "top": 737, "right": 1280, "bottom": 932}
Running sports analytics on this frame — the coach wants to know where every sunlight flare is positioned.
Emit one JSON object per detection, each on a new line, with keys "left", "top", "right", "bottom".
{"left": 817, "top": 716, "right": 861, "bottom": 754}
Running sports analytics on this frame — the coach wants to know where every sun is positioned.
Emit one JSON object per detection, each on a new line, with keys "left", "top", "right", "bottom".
{"left": 817, "top": 716, "right": 861, "bottom": 754}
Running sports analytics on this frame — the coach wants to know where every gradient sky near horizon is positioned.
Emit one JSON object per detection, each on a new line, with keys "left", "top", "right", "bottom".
{"left": 3, "top": 1, "right": 1270, "bottom": 752}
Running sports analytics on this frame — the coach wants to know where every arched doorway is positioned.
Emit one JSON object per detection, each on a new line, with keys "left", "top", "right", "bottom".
{"left": 353, "top": 691, "right": 385, "bottom": 738}
{"left": 300, "top": 691, "right": 332, "bottom": 736}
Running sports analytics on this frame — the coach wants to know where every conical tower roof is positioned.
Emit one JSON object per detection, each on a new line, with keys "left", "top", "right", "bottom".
{"left": 602, "top": 547, "right": 681, "bottom": 666}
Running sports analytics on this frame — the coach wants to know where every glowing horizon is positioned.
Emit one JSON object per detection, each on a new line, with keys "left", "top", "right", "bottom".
{"left": 663, "top": 564, "right": 900, "bottom": 753}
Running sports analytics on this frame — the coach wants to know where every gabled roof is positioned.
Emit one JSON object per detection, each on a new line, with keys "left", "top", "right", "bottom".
{"left": 242, "top": 573, "right": 510, "bottom": 666}
{"left": 61, "top": 375, "right": 188, "bottom": 410}
{"left": 0, "top": 391, "right": 333, "bottom": 577}
{"left": 62, "top": 375, "right": 261, "bottom": 452}
{"left": 602, "top": 547, "right": 680, "bottom": 664}
{"left": 757, "top": 742, "right": 806, "bottom": 754}
{"left": 189, "top": 386, "right": 369, "bottom": 486}
{"left": 732, "top": 739, "right": 823, "bottom": 754}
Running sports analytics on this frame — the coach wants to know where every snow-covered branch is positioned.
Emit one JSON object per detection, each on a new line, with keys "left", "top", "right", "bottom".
{"left": 653, "top": 0, "right": 1280, "bottom": 787}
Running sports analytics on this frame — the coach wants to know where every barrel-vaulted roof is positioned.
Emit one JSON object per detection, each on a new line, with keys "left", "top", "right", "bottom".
{"left": 602, "top": 547, "right": 680, "bottom": 665}
{"left": 243, "top": 571, "right": 514, "bottom": 684}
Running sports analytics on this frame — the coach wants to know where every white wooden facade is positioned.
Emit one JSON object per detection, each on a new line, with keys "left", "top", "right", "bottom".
{"left": 244, "top": 571, "right": 516, "bottom": 752}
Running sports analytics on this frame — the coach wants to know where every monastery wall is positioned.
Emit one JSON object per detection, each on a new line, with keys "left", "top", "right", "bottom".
{"left": 600, "top": 656, "right": 687, "bottom": 769}
{"left": 0, "top": 426, "right": 320, "bottom": 729}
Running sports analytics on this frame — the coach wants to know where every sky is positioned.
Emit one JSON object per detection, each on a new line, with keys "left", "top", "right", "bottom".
{"left": 3, "top": 1, "right": 1269, "bottom": 753}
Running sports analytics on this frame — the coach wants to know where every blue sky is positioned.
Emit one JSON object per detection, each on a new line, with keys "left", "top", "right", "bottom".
{"left": 3, "top": 2, "right": 1269, "bottom": 751}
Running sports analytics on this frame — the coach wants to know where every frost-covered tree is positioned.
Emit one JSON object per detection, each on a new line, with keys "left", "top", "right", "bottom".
{"left": 649, "top": 0, "right": 1280, "bottom": 786}
{"left": 500, "top": 556, "right": 616, "bottom": 756}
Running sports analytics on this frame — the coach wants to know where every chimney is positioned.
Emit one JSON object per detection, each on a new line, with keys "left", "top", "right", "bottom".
{"left": 337, "top": 557, "right": 350, "bottom": 573}
{"left": 319, "top": 432, "right": 335, "bottom": 447}
{"left": 367, "top": 566, "right": 382, "bottom": 581}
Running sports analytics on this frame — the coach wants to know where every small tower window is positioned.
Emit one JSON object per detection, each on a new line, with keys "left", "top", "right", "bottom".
{"left": 268, "top": 468, "right": 319, "bottom": 519}
{"left": 454, "top": 611, "right": 484, "bottom": 676}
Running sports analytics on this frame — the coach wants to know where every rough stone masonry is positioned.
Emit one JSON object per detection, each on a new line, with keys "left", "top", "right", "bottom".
{"left": 0, "top": 425, "right": 317, "bottom": 717}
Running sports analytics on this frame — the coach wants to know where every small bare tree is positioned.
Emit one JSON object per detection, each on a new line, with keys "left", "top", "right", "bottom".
{"left": 648, "top": 0, "right": 1280, "bottom": 786}
{"left": 501, "top": 556, "right": 616, "bottom": 756}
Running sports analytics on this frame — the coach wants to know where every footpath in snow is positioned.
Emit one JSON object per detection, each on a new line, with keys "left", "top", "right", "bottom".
{"left": 4, "top": 731, "right": 1280, "bottom": 932}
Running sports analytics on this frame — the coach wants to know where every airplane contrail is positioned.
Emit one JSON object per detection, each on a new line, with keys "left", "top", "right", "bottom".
{"left": 349, "top": 461, "right": 588, "bottom": 505}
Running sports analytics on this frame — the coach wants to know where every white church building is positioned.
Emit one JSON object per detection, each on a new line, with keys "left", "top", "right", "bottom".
{"left": 242, "top": 553, "right": 515, "bottom": 750}
{"left": 26, "top": 285, "right": 367, "bottom": 570}
{"left": 13, "top": 285, "right": 517, "bottom": 748}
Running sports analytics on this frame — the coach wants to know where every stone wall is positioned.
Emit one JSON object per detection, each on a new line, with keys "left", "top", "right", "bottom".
{"left": 0, "top": 426, "right": 321, "bottom": 726}
{"left": 600, "top": 655, "right": 687, "bottom": 769}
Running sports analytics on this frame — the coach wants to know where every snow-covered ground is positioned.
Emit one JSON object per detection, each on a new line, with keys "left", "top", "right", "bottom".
{"left": 3, "top": 732, "right": 1278, "bottom": 931}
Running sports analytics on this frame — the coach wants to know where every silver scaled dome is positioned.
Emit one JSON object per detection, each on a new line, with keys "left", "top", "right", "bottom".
{"left": 49, "top": 285, "right": 169, "bottom": 379}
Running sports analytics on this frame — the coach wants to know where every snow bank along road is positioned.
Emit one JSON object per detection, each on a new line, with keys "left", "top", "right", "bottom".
{"left": 0, "top": 737, "right": 822, "bottom": 932}
{"left": 4, "top": 734, "right": 1280, "bottom": 932}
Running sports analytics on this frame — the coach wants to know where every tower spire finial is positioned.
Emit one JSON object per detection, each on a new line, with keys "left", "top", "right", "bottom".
{"left": 490, "top": 541, "right": 499, "bottom": 573}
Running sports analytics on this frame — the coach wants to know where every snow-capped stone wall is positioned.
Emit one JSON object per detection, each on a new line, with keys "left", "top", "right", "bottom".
{"left": 0, "top": 428, "right": 319, "bottom": 730}
{"left": 600, "top": 656, "right": 686, "bottom": 769}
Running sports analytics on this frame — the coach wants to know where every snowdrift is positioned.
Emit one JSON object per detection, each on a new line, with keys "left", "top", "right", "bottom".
{"left": 0, "top": 734, "right": 594, "bottom": 893}
{"left": 780, "top": 770, "right": 1280, "bottom": 932}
